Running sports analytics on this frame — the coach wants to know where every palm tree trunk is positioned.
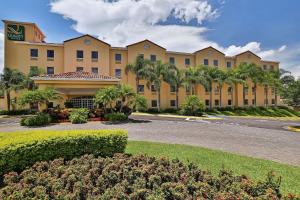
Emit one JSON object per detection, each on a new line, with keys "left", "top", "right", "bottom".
{"left": 265, "top": 86, "right": 268, "bottom": 107}
{"left": 243, "top": 85, "right": 245, "bottom": 107}
{"left": 157, "top": 88, "right": 161, "bottom": 112}
{"left": 231, "top": 85, "right": 234, "bottom": 107}
{"left": 209, "top": 83, "right": 213, "bottom": 109}
{"left": 6, "top": 91, "right": 11, "bottom": 111}
{"left": 254, "top": 84, "right": 257, "bottom": 106}
{"left": 176, "top": 87, "right": 179, "bottom": 110}
{"left": 136, "top": 77, "right": 139, "bottom": 94}
{"left": 219, "top": 85, "right": 222, "bottom": 107}
{"left": 275, "top": 89, "right": 278, "bottom": 106}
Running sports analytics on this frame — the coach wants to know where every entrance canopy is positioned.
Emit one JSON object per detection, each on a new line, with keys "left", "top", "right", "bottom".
{"left": 32, "top": 72, "right": 120, "bottom": 93}
{"left": 31, "top": 72, "right": 120, "bottom": 108}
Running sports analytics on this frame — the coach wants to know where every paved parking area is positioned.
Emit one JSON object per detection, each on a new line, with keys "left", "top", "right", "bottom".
{"left": 0, "top": 115, "right": 300, "bottom": 166}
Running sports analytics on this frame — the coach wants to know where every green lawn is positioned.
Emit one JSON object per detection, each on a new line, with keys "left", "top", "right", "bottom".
{"left": 126, "top": 141, "right": 300, "bottom": 195}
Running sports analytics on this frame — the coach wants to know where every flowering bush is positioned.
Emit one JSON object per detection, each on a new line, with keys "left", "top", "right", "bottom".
{"left": 69, "top": 108, "right": 89, "bottom": 124}
{"left": 0, "top": 154, "right": 297, "bottom": 199}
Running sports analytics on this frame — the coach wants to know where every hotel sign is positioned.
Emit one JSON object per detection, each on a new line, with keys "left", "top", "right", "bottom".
{"left": 7, "top": 24, "right": 25, "bottom": 41}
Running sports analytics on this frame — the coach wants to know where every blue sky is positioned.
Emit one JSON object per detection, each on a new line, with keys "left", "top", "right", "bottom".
{"left": 0, "top": 0, "right": 300, "bottom": 77}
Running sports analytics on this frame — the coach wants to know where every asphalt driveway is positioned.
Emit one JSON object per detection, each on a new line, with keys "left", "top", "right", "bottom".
{"left": 0, "top": 115, "right": 300, "bottom": 166}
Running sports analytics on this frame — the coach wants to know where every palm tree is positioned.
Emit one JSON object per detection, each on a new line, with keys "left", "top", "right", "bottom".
{"left": 25, "top": 67, "right": 44, "bottom": 90}
{"left": 0, "top": 68, "right": 25, "bottom": 111}
{"left": 95, "top": 86, "right": 119, "bottom": 113}
{"left": 164, "top": 65, "right": 185, "bottom": 109}
{"left": 201, "top": 66, "right": 221, "bottom": 109}
{"left": 235, "top": 63, "right": 251, "bottom": 106}
{"left": 125, "top": 55, "right": 151, "bottom": 94}
{"left": 184, "top": 66, "right": 207, "bottom": 96}
{"left": 225, "top": 69, "right": 242, "bottom": 107}
{"left": 264, "top": 70, "right": 281, "bottom": 106}
{"left": 214, "top": 69, "right": 227, "bottom": 107}
{"left": 247, "top": 64, "right": 265, "bottom": 106}
{"left": 118, "top": 84, "right": 135, "bottom": 112}
{"left": 141, "top": 60, "right": 167, "bottom": 112}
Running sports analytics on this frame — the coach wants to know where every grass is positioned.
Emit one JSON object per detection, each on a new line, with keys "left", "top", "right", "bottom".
{"left": 126, "top": 141, "right": 300, "bottom": 195}
{"left": 205, "top": 107, "right": 300, "bottom": 119}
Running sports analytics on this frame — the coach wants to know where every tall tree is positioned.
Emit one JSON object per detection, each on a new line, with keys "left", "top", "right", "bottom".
{"left": 225, "top": 69, "right": 243, "bottom": 107}
{"left": 0, "top": 68, "right": 25, "bottom": 111}
{"left": 201, "top": 66, "right": 221, "bottom": 109}
{"left": 235, "top": 63, "right": 251, "bottom": 106}
{"left": 117, "top": 84, "right": 136, "bottom": 112}
{"left": 184, "top": 66, "right": 207, "bottom": 96}
{"left": 25, "top": 67, "right": 44, "bottom": 90}
{"left": 214, "top": 69, "right": 227, "bottom": 107}
{"left": 125, "top": 55, "right": 151, "bottom": 94}
{"left": 164, "top": 64, "right": 185, "bottom": 109}
{"left": 141, "top": 60, "right": 167, "bottom": 112}
{"left": 247, "top": 64, "right": 265, "bottom": 106}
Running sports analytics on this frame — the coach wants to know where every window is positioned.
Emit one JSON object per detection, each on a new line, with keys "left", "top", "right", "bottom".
{"left": 115, "top": 54, "right": 122, "bottom": 63}
{"left": 151, "top": 100, "right": 157, "bottom": 108}
{"left": 244, "top": 87, "right": 249, "bottom": 95}
{"left": 186, "top": 86, "right": 191, "bottom": 93}
{"left": 252, "top": 87, "right": 256, "bottom": 94}
{"left": 91, "top": 67, "right": 98, "bottom": 74}
{"left": 263, "top": 65, "right": 267, "bottom": 70}
{"left": 205, "top": 100, "right": 210, "bottom": 106}
{"left": 91, "top": 51, "right": 98, "bottom": 60}
{"left": 47, "top": 50, "right": 54, "bottom": 58}
{"left": 138, "top": 85, "right": 144, "bottom": 93}
{"left": 270, "top": 65, "right": 274, "bottom": 70}
{"left": 30, "top": 49, "right": 38, "bottom": 57}
{"left": 215, "top": 99, "right": 220, "bottom": 106}
{"left": 244, "top": 99, "right": 249, "bottom": 105}
{"left": 150, "top": 55, "right": 156, "bottom": 62}
{"left": 77, "top": 50, "right": 83, "bottom": 59}
{"left": 185, "top": 58, "right": 190, "bottom": 66}
{"left": 226, "top": 61, "right": 231, "bottom": 68}
{"left": 170, "top": 100, "right": 176, "bottom": 107}
{"left": 252, "top": 99, "right": 255, "bottom": 105}
{"left": 47, "top": 67, "right": 54, "bottom": 75}
{"left": 272, "top": 99, "right": 275, "bottom": 105}
{"left": 139, "top": 54, "right": 144, "bottom": 59}
{"left": 170, "top": 85, "right": 176, "bottom": 93}
{"left": 151, "top": 84, "right": 156, "bottom": 92}
{"left": 203, "top": 59, "right": 209, "bottom": 66}
{"left": 213, "top": 60, "right": 218, "bottom": 67}
{"left": 76, "top": 67, "right": 84, "bottom": 72}
{"left": 228, "top": 100, "right": 232, "bottom": 106}
{"left": 228, "top": 87, "right": 232, "bottom": 94}
{"left": 115, "top": 69, "right": 121, "bottom": 78}
{"left": 169, "top": 57, "right": 175, "bottom": 64}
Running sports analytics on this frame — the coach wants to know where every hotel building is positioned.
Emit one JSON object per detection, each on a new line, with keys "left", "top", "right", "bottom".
{"left": 1, "top": 20, "right": 280, "bottom": 110}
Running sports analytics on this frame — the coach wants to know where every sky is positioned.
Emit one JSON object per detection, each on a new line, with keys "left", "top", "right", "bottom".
{"left": 0, "top": 0, "right": 300, "bottom": 78}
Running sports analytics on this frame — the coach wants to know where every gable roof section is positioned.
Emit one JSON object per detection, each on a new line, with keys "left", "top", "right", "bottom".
{"left": 234, "top": 50, "right": 261, "bottom": 59}
{"left": 194, "top": 46, "right": 225, "bottom": 55}
{"left": 127, "top": 39, "right": 166, "bottom": 50}
{"left": 64, "top": 34, "right": 111, "bottom": 46}
{"left": 31, "top": 72, "right": 119, "bottom": 81}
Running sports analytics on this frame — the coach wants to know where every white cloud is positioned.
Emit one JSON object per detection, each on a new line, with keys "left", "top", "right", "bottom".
{"left": 50, "top": 0, "right": 300, "bottom": 77}
{"left": 0, "top": 30, "right": 4, "bottom": 73}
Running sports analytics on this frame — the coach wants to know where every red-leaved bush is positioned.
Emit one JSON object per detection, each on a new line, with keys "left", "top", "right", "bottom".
{"left": 0, "top": 154, "right": 298, "bottom": 199}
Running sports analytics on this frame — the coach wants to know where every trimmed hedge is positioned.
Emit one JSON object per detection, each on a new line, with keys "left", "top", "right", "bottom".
{"left": 0, "top": 154, "right": 297, "bottom": 199}
{"left": 104, "top": 112, "right": 128, "bottom": 122}
{"left": 0, "top": 109, "right": 36, "bottom": 116}
{"left": 0, "top": 129, "right": 127, "bottom": 177}
{"left": 20, "top": 113, "right": 51, "bottom": 127}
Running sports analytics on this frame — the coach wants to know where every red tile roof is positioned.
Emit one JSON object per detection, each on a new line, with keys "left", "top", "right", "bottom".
{"left": 31, "top": 72, "right": 120, "bottom": 81}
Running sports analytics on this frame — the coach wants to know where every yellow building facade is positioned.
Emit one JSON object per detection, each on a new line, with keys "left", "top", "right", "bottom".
{"left": 1, "top": 20, "right": 280, "bottom": 110}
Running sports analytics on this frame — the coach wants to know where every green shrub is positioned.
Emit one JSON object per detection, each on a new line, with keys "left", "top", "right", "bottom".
{"left": 0, "top": 129, "right": 127, "bottom": 177}
{"left": 69, "top": 108, "right": 89, "bottom": 124}
{"left": 180, "top": 95, "right": 205, "bottom": 116}
{"left": 20, "top": 113, "right": 51, "bottom": 127}
{"left": 104, "top": 112, "right": 128, "bottom": 122}
{"left": 0, "top": 154, "right": 296, "bottom": 199}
